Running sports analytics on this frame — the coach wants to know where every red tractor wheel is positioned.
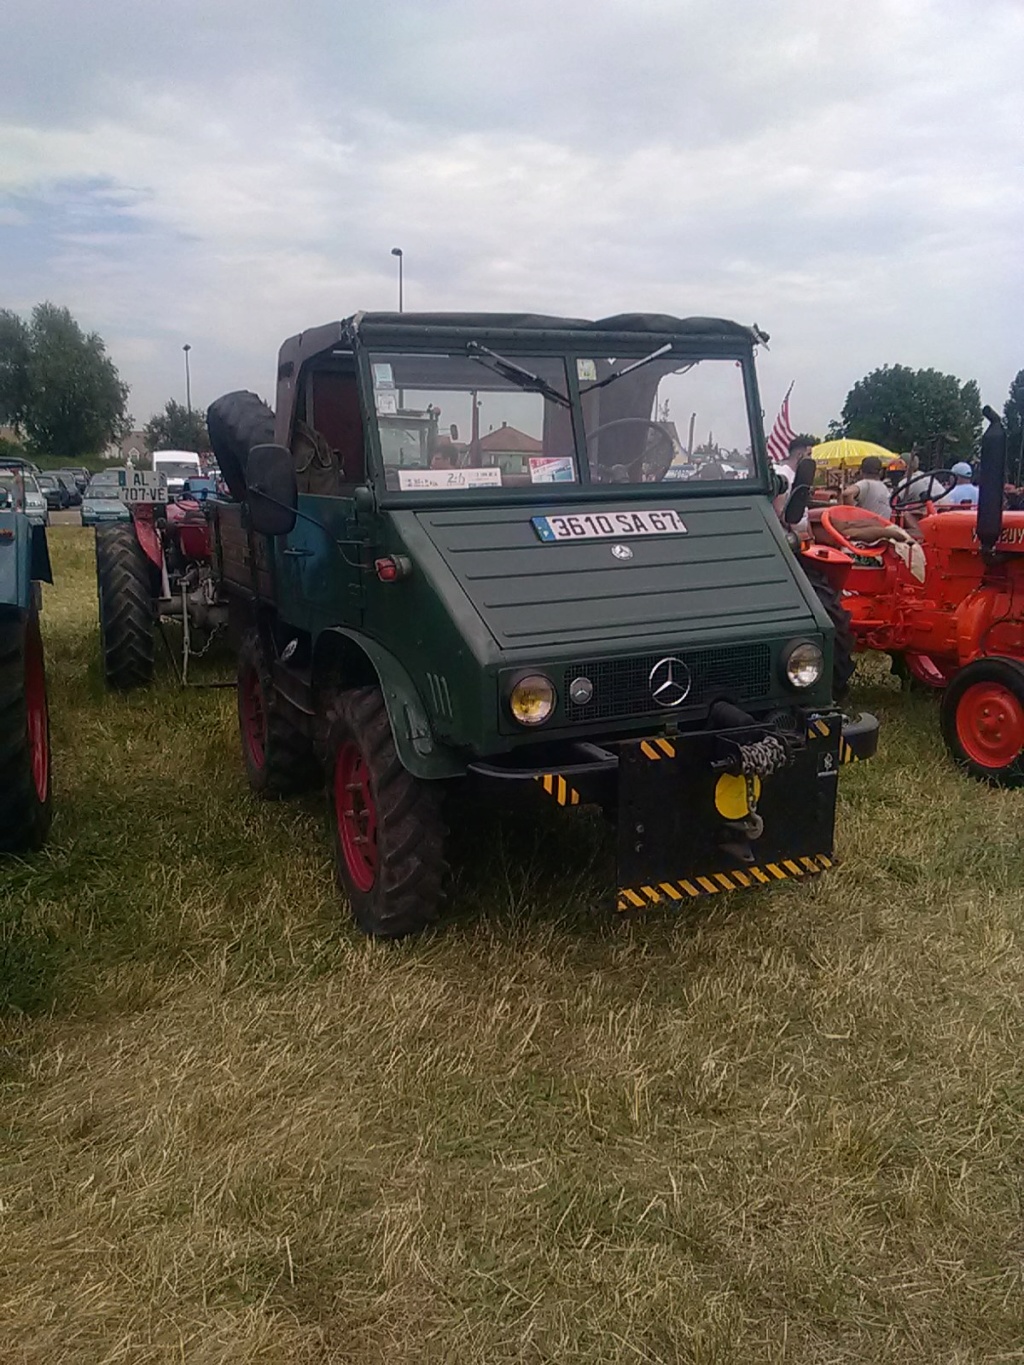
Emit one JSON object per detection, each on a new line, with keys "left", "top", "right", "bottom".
{"left": 0, "top": 611, "right": 52, "bottom": 852}
{"left": 236, "top": 630, "right": 318, "bottom": 797}
{"left": 322, "top": 686, "right": 447, "bottom": 938}
{"left": 940, "top": 657, "right": 1024, "bottom": 787}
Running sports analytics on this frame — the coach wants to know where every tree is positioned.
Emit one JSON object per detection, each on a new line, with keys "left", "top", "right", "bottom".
{"left": 0, "top": 303, "right": 130, "bottom": 460}
{"left": 836, "top": 364, "right": 982, "bottom": 464}
{"left": 144, "top": 400, "right": 208, "bottom": 453}
{"left": 1003, "top": 369, "right": 1024, "bottom": 482}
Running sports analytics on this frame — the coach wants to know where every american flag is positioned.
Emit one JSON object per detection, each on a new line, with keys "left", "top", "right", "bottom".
{"left": 766, "top": 382, "right": 796, "bottom": 465}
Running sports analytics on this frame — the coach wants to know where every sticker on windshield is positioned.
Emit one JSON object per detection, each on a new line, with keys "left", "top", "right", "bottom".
{"left": 375, "top": 391, "right": 398, "bottom": 415}
{"left": 529, "top": 456, "right": 575, "bottom": 484}
{"left": 532, "top": 509, "right": 687, "bottom": 541}
{"left": 372, "top": 363, "right": 394, "bottom": 388}
{"left": 398, "top": 468, "right": 503, "bottom": 491}
{"left": 576, "top": 359, "right": 597, "bottom": 382}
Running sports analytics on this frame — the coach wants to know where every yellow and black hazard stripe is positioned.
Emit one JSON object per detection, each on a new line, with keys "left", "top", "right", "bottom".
{"left": 640, "top": 737, "right": 677, "bottom": 760}
{"left": 806, "top": 717, "right": 832, "bottom": 741}
{"left": 839, "top": 740, "right": 859, "bottom": 764}
{"left": 616, "top": 853, "right": 835, "bottom": 911}
{"left": 535, "top": 772, "right": 582, "bottom": 807}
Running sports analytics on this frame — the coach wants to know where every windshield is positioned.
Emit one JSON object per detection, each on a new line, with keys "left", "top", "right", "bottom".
{"left": 38, "top": 476, "right": 57, "bottom": 489}
{"left": 156, "top": 462, "right": 200, "bottom": 481}
{"left": 579, "top": 356, "right": 756, "bottom": 486}
{"left": 87, "top": 471, "right": 123, "bottom": 493}
{"left": 369, "top": 352, "right": 576, "bottom": 492}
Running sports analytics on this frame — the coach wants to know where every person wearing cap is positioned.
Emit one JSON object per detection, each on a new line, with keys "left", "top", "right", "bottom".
{"left": 937, "top": 462, "right": 979, "bottom": 507}
{"left": 841, "top": 455, "right": 893, "bottom": 518}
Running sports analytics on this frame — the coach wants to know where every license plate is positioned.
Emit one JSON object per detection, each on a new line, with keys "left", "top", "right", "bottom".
{"left": 117, "top": 470, "right": 168, "bottom": 505}
{"left": 532, "top": 509, "right": 687, "bottom": 541}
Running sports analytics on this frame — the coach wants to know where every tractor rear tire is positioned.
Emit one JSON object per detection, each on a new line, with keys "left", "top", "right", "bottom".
{"left": 0, "top": 611, "right": 52, "bottom": 853}
{"left": 207, "top": 391, "right": 275, "bottom": 502}
{"left": 804, "top": 566, "right": 857, "bottom": 700}
{"left": 940, "top": 657, "right": 1024, "bottom": 787}
{"left": 96, "top": 523, "right": 155, "bottom": 691}
{"left": 322, "top": 685, "right": 447, "bottom": 939}
{"left": 237, "top": 629, "right": 318, "bottom": 797}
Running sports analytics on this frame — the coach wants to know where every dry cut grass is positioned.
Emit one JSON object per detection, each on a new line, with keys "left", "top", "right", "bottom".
{"left": 2, "top": 527, "right": 1024, "bottom": 1363}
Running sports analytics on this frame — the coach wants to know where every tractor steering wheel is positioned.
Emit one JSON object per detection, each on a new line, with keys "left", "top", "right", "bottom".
{"left": 890, "top": 469, "right": 956, "bottom": 511}
{"left": 586, "top": 418, "right": 676, "bottom": 483}
{"left": 819, "top": 506, "right": 891, "bottom": 559}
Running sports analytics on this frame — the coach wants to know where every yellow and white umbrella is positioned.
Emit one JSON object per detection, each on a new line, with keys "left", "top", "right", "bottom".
{"left": 810, "top": 438, "right": 905, "bottom": 472}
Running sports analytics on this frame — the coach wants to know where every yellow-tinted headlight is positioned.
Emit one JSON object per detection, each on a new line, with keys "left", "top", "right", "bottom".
{"left": 509, "top": 674, "right": 556, "bottom": 726}
{"left": 784, "top": 642, "right": 824, "bottom": 689}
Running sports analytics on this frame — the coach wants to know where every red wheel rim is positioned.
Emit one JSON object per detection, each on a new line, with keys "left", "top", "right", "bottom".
{"left": 956, "top": 682, "right": 1024, "bottom": 769}
{"left": 25, "top": 620, "right": 49, "bottom": 803}
{"left": 240, "top": 666, "right": 266, "bottom": 769}
{"left": 334, "top": 740, "right": 378, "bottom": 892}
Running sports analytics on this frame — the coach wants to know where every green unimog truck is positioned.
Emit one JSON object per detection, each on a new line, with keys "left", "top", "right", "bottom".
{"left": 207, "top": 311, "right": 877, "bottom": 937}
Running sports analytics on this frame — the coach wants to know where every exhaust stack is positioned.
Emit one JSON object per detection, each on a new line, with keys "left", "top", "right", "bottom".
{"left": 977, "top": 406, "right": 1007, "bottom": 557}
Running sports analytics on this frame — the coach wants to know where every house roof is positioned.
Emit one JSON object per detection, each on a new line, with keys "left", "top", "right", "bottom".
{"left": 477, "top": 424, "right": 544, "bottom": 454}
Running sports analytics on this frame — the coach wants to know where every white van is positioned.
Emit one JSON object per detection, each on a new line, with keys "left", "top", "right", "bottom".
{"left": 151, "top": 449, "right": 202, "bottom": 496}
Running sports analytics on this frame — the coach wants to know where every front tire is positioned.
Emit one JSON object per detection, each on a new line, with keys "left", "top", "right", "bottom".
{"left": 940, "top": 657, "right": 1024, "bottom": 787}
{"left": 323, "top": 686, "right": 447, "bottom": 938}
{"left": 96, "top": 523, "right": 155, "bottom": 691}
{"left": 237, "top": 629, "right": 318, "bottom": 797}
{"left": 0, "top": 612, "right": 52, "bottom": 853}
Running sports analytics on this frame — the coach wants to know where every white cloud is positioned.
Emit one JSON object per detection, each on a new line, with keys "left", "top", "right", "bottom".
{"left": 0, "top": 0, "right": 1021, "bottom": 428}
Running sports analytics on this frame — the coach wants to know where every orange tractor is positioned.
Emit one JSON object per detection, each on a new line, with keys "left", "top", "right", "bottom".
{"left": 796, "top": 409, "right": 1024, "bottom": 785}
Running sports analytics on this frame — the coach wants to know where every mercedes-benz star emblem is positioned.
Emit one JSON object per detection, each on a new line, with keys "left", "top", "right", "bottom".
{"left": 611, "top": 543, "right": 633, "bottom": 560}
{"left": 649, "top": 657, "right": 691, "bottom": 708}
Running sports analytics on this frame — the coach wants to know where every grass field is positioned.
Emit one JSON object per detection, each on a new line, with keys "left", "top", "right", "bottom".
{"left": 3, "top": 527, "right": 1024, "bottom": 1363}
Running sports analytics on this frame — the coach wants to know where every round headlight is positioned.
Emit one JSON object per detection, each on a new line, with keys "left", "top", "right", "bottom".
{"left": 509, "top": 674, "right": 556, "bottom": 726}
{"left": 784, "top": 642, "right": 824, "bottom": 689}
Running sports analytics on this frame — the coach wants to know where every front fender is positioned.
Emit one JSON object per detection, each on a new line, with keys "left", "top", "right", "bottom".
{"left": 318, "top": 627, "right": 464, "bottom": 780}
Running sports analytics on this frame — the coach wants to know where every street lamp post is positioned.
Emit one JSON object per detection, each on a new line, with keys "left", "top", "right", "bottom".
{"left": 183, "top": 344, "right": 192, "bottom": 416}
{"left": 390, "top": 247, "right": 404, "bottom": 312}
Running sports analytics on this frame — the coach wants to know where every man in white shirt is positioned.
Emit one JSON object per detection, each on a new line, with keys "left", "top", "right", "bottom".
{"left": 772, "top": 434, "right": 816, "bottom": 536}
{"left": 937, "top": 462, "right": 979, "bottom": 507}
{"left": 841, "top": 456, "right": 893, "bottom": 518}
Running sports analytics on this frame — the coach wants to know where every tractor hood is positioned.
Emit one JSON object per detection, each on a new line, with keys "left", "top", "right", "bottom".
{"left": 400, "top": 498, "right": 819, "bottom": 658}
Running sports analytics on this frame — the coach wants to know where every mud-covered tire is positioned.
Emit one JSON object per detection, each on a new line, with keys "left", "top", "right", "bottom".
{"left": 940, "top": 657, "right": 1024, "bottom": 787}
{"left": 0, "top": 611, "right": 52, "bottom": 853}
{"left": 237, "top": 629, "right": 318, "bottom": 797}
{"left": 323, "top": 685, "right": 447, "bottom": 939}
{"left": 96, "top": 523, "right": 155, "bottom": 691}
{"left": 803, "top": 565, "right": 856, "bottom": 700}
{"left": 207, "top": 390, "right": 275, "bottom": 502}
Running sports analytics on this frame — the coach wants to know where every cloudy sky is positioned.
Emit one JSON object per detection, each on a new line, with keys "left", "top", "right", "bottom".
{"left": 2, "top": 0, "right": 1021, "bottom": 436}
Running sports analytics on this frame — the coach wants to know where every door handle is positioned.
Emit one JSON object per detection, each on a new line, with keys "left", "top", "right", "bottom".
{"left": 282, "top": 547, "right": 313, "bottom": 558}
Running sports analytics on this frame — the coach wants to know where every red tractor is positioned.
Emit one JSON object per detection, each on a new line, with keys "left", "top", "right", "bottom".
{"left": 798, "top": 409, "right": 1024, "bottom": 784}
{"left": 95, "top": 485, "right": 227, "bottom": 690}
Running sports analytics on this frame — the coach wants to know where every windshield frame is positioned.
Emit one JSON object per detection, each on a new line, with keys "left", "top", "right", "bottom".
{"left": 355, "top": 332, "right": 770, "bottom": 508}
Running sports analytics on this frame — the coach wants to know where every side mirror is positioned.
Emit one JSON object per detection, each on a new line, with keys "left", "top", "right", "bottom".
{"left": 246, "top": 444, "right": 297, "bottom": 536}
{"left": 783, "top": 457, "right": 817, "bottom": 527}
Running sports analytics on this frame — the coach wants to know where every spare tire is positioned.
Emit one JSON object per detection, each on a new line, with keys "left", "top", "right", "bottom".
{"left": 207, "top": 391, "right": 275, "bottom": 502}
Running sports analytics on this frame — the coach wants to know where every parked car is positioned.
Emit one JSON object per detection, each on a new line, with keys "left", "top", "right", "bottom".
{"left": 22, "top": 473, "right": 49, "bottom": 527}
{"left": 37, "top": 474, "right": 71, "bottom": 511}
{"left": 81, "top": 469, "right": 131, "bottom": 526}
{"left": 52, "top": 471, "right": 83, "bottom": 506}
{"left": 0, "top": 465, "right": 48, "bottom": 527}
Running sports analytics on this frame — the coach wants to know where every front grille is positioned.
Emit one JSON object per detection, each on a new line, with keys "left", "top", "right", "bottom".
{"left": 562, "top": 643, "right": 772, "bottom": 723}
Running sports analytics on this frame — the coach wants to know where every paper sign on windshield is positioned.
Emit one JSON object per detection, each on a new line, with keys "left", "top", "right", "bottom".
{"left": 529, "top": 457, "right": 575, "bottom": 484}
{"left": 397, "top": 468, "right": 503, "bottom": 491}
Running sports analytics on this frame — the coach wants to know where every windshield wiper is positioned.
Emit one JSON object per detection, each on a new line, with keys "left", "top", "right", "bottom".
{"left": 466, "top": 341, "right": 571, "bottom": 408}
{"left": 579, "top": 343, "right": 679, "bottom": 394}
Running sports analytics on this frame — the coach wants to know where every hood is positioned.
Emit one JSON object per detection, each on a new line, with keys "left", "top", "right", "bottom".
{"left": 402, "top": 497, "right": 818, "bottom": 657}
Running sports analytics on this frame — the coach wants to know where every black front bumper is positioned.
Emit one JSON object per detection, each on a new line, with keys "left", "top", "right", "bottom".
{"left": 468, "top": 710, "right": 879, "bottom": 909}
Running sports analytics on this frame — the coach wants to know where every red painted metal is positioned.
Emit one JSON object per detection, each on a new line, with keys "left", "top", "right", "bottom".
{"left": 24, "top": 617, "right": 49, "bottom": 803}
{"left": 131, "top": 505, "right": 164, "bottom": 570}
{"left": 240, "top": 665, "right": 266, "bottom": 769}
{"left": 955, "top": 682, "right": 1024, "bottom": 769}
{"left": 335, "top": 740, "right": 378, "bottom": 892}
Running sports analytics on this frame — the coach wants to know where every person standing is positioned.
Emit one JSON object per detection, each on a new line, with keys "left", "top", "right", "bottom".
{"left": 937, "top": 462, "right": 980, "bottom": 507}
{"left": 841, "top": 455, "right": 893, "bottom": 518}
{"left": 772, "top": 434, "right": 817, "bottom": 534}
